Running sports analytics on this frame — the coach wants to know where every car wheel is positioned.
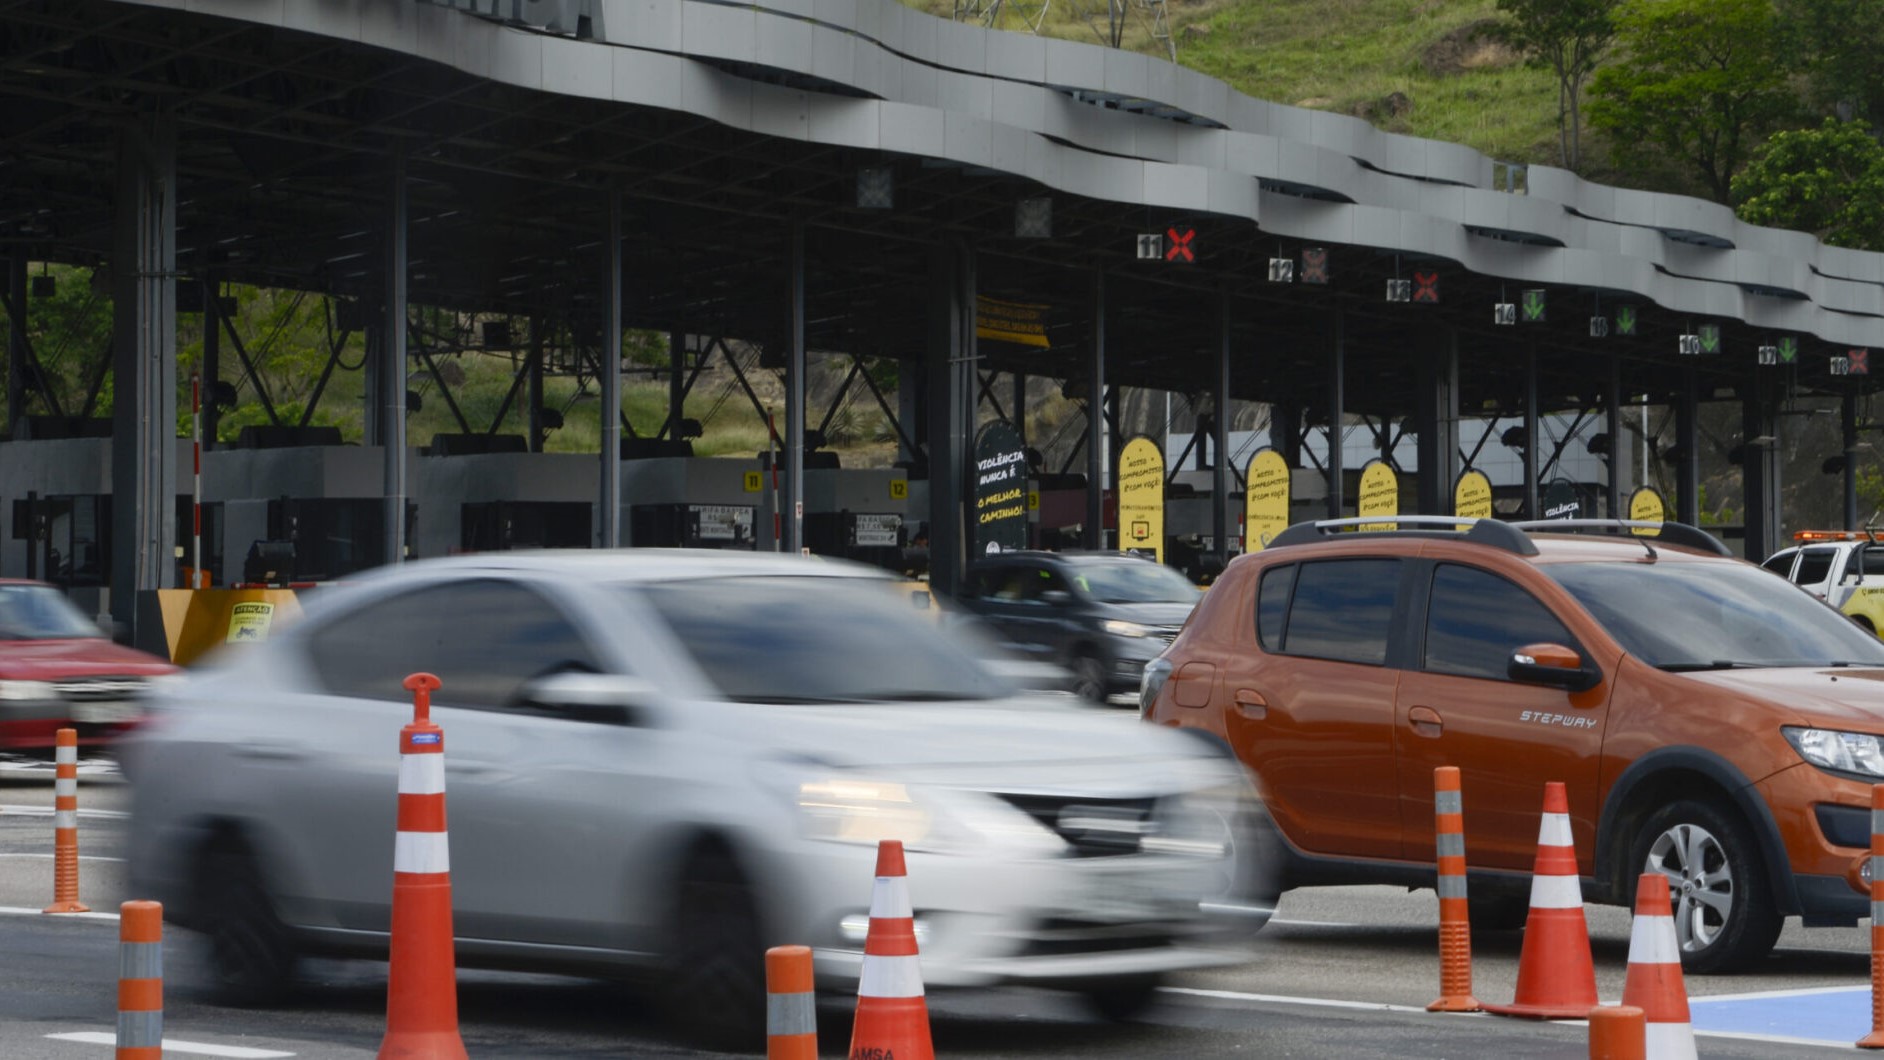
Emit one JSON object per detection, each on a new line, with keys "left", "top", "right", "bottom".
{"left": 1630, "top": 799, "right": 1782, "bottom": 974}
{"left": 1466, "top": 892, "right": 1530, "bottom": 933}
{"left": 1081, "top": 974, "right": 1164, "bottom": 1021}
{"left": 193, "top": 839, "right": 297, "bottom": 1007}
{"left": 661, "top": 845, "right": 766, "bottom": 1050}
{"left": 1071, "top": 653, "right": 1108, "bottom": 704}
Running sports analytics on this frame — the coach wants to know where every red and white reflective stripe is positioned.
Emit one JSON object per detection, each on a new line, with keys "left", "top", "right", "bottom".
{"left": 859, "top": 869, "right": 924, "bottom": 999}
{"left": 394, "top": 748, "right": 448, "bottom": 875}
{"left": 1527, "top": 809, "right": 1582, "bottom": 909}
{"left": 53, "top": 741, "right": 77, "bottom": 831}
{"left": 1627, "top": 912, "right": 1681, "bottom": 965}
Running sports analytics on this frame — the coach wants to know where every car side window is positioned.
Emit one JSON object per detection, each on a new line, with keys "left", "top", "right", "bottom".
{"left": 1256, "top": 563, "right": 1294, "bottom": 650}
{"left": 306, "top": 578, "right": 601, "bottom": 710}
{"left": 1865, "top": 548, "right": 1884, "bottom": 577}
{"left": 1759, "top": 551, "right": 1795, "bottom": 577}
{"left": 1422, "top": 564, "right": 1578, "bottom": 681}
{"left": 1794, "top": 548, "right": 1837, "bottom": 586}
{"left": 1278, "top": 559, "right": 1400, "bottom": 666}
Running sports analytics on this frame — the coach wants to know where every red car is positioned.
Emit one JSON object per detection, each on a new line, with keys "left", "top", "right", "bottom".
{"left": 0, "top": 580, "right": 178, "bottom": 749}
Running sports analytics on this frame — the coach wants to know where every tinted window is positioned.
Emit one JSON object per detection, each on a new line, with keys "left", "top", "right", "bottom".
{"left": 1547, "top": 560, "right": 1884, "bottom": 669}
{"left": 308, "top": 578, "right": 599, "bottom": 709}
{"left": 1794, "top": 548, "right": 1837, "bottom": 585}
{"left": 0, "top": 584, "right": 107, "bottom": 640}
{"left": 1279, "top": 559, "right": 1400, "bottom": 665}
{"left": 1760, "top": 551, "right": 1795, "bottom": 576}
{"left": 1423, "top": 564, "right": 1577, "bottom": 680}
{"left": 635, "top": 575, "right": 1012, "bottom": 703}
{"left": 1256, "top": 564, "right": 1293, "bottom": 649}
{"left": 1861, "top": 547, "right": 1884, "bottom": 577}
{"left": 1066, "top": 560, "right": 1199, "bottom": 603}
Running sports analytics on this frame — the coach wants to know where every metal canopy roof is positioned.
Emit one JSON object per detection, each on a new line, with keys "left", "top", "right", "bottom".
{"left": 0, "top": 0, "right": 1875, "bottom": 424}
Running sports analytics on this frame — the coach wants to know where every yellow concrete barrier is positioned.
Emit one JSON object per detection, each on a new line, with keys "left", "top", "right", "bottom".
{"left": 136, "top": 588, "right": 306, "bottom": 667}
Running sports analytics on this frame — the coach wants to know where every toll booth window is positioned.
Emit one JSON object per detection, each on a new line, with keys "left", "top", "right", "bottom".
{"left": 636, "top": 576, "right": 1010, "bottom": 704}
{"left": 1422, "top": 564, "right": 1578, "bottom": 681}
{"left": 1793, "top": 549, "right": 1837, "bottom": 586}
{"left": 307, "top": 579, "right": 600, "bottom": 710}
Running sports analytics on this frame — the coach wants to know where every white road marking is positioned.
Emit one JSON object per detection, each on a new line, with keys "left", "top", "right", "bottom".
{"left": 46, "top": 1031, "right": 295, "bottom": 1057}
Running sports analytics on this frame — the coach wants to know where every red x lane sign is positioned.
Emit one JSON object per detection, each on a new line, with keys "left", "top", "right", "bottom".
{"left": 1165, "top": 227, "right": 1195, "bottom": 263}
{"left": 1852, "top": 349, "right": 1871, "bottom": 375}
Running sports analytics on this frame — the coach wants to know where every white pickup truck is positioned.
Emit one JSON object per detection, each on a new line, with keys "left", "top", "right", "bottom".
{"left": 1761, "top": 530, "right": 1884, "bottom": 635}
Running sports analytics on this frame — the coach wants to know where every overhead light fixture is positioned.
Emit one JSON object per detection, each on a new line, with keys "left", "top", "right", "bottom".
{"left": 1014, "top": 197, "right": 1051, "bottom": 238}
{"left": 856, "top": 167, "right": 893, "bottom": 210}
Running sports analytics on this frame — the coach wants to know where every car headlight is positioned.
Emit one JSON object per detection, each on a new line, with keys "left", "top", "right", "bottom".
{"left": 1785, "top": 726, "right": 1884, "bottom": 778}
{"left": 798, "top": 778, "right": 938, "bottom": 847}
{"left": 0, "top": 679, "right": 56, "bottom": 701}
{"left": 1104, "top": 619, "right": 1152, "bottom": 638}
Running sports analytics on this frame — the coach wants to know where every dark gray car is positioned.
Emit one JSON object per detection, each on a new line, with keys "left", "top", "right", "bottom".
{"left": 955, "top": 551, "right": 1201, "bottom": 704}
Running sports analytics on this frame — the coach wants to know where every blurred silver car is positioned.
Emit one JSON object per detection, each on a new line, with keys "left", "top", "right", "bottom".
{"left": 122, "top": 550, "right": 1272, "bottom": 1045}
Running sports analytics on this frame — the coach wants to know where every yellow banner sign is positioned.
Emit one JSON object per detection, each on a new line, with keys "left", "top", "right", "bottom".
{"left": 1117, "top": 435, "right": 1165, "bottom": 563}
{"left": 1454, "top": 468, "right": 1493, "bottom": 523}
{"left": 1245, "top": 449, "right": 1291, "bottom": 551}
{"left": 975, "top": 296, "right": 1050, "bottom": 348}
{"left": 1629, "top": 487, "right": 1666, "bottom": 534}
{"left": 1357, "top": 460, "right": 1399, "bottom": 532}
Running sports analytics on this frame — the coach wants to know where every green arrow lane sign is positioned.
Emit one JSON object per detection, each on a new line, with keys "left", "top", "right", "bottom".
{"left": 1522, "top": 289, "right": 1546, "bottom": 321}
{"left": 1778, "top": 336, "right": 1798, "bottom": 363}
{"left": 1698, "top": 325, "right": 1720, "bottom": 354}
{"left": 1616, "top": 306, "right": 1637, "bottom": 335}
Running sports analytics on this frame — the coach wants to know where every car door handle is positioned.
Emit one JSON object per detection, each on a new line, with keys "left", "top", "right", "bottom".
{"left": 1408, "top": 705, "right": 1443, "bottom": 738}
{"left": 1232, "top": 689, "right": 1267, "bottom": 720}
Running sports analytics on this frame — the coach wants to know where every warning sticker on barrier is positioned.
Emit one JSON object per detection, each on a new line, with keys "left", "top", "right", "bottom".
{"left": 225, "top": 602, "right": 275, "bottom": 644}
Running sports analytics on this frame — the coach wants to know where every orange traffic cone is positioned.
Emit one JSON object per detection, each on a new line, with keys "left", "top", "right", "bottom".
{"left": 1589, "top": 1004, "right": 1647, "bottom": 1060}
{"left": 1623, "top": 873, "right": 1696, "bottom": 1059}
{"left": 848, "top": 840, "right": 933, "bottom": 1060}
{"left": 379, "top": 673, "right": 468, "bottom": 1060}
{"left": 1483, "top": 781, "right": 1598, "bottom": 1019}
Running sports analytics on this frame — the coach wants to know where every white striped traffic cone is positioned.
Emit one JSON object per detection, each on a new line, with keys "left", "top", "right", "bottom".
{"left": 1623, "top": 873, "right": 1697, "bottom": 1060}
{"left": 848, "top": 839, "right": 932, "bottom": 1060}
{"left": 1483, "top": 780, "right": 1598, "bottom": 1019}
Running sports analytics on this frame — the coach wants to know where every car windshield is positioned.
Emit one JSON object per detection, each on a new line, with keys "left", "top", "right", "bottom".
{"left": 1069, "top": 561, "right": 1200, "bottom": 604}
{"left": 1546, "top": 560, "right": 1884, "bottom": 669}
{"left": 632, "top": 575, "right": 1017, "bottom": 704}
{"left": 0, "top": 584, "right": 104, "bottom": 641}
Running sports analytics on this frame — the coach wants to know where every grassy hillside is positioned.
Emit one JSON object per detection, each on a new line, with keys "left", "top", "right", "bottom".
{"left": 912, "top": 0, "right": 1569, "bottom": 168}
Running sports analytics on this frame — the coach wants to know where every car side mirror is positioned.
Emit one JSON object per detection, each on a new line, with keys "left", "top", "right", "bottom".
{"left": 1508, "top": 642, "right": 1601, "bottom": 692}
{"left": 517, "top": 671, "right": 658, "bottom": 726}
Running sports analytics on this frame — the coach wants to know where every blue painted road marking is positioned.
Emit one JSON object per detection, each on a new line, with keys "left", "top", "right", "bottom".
{"left": 1691, "top": 985, "right": 1870, "bottom": 1048}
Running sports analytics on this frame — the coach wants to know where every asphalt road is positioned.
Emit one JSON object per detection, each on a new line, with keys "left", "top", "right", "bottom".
{"left": 0, "top": 754, "right": 1876, "bottom": 1058}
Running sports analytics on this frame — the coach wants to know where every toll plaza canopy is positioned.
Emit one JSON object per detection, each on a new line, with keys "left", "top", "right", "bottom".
{"left": 4, "top": 0, "right": 1884, "bottom": 622}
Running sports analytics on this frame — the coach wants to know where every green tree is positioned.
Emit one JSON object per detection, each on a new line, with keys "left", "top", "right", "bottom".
{"left": 1778, "top": 0, "right": 1884, "bottom": 131}
{"left": 1491, "top": 0, "right": 1619, "bottom": 170}
{"left": 1586, "top": 0, "right": 1801, "bottom": 202}
{"left": 1733, "top": 118, "right": 1884, "bottom": 250}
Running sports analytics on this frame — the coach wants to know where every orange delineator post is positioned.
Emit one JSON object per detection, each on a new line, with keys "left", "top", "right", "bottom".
{"left": 44, "top": 727, "right": 88, "bottom": 914}
{"left": 1588, "top": 1004, "right": 1647, "bottom": 1060}
{"left": 765, "top": 944, "right": 817, "bottom": 1060}
{"left": 1427, "top": 765, "right": 1480, "bottom": 1012}
{"left": 1860, "top": 784, "right": 1884, "bottom": 1049}
{"left": 378, "top": 672, "right": 469, "bottom": 1060}
{"left": 117, "top": 900, "right": 163, "bottom": 1060}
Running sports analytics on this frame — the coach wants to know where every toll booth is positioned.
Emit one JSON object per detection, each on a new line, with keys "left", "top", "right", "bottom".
{"left": 757, "top": 457, "right": 909, "bottom": 571}
{"left": 203, "top": 437, "right": 407, "bottom": 584}
{"left": 0, "top": 435, "right": 169, "bottom": 616}
{"left": 410, "top": 442, "right": 597, "bottom": 555}
{"left": 621, "top": 456, "right": 762, "bottom": 549}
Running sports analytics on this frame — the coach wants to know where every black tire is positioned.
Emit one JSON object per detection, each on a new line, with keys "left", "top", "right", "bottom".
{"left": 194, "top": 839, "right": 298, "bottom": 1007}
{"left": 661, "top": 846, "right": 767, "bottom": 1051}
{"left": 1081, "top": 974, "right": 1164, "bottom": 1022}
{"left": 1629, "top": 798, "right": 1783, "bottom": 974}
{"left": 1070, "top": 653, "right": 1109, "bottom": 704}
{"left": 1466, "top": 892, "right": 1530, "bottom": 933}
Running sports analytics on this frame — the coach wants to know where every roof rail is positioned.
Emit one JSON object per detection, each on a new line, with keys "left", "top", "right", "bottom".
{"left": 1265, "top": 516, "right": 1538, "bottom": 556}
{"left": 1509, "top": 518, "right": 1733, "bottom": 557}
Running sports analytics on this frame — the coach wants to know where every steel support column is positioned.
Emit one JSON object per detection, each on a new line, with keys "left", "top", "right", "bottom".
{"left": 110, "top": 107, "right": 178, "bottom": 629}
{"left": 527, "top": 318, "right": 545, "bottom": 453}
{"left": 600, "top": 192, "right": 622, "bottom": 548}
{"left": 1326, "top": 312, "right": 1345, "bottom": 518}
{"left": 6, "top": 257, "right": 24, "bottom": 440}
{"left": 1606, "top": 357, "right": 1623, "bottom": 517}
{"left": 1523, "top": 344, "right": 1540, "bottom": 520}
{"left": 381, "top": 149, "right": 408, "bottom": 566}
{"left": 924, "top": 242, "right": 971, "bottom": 595}
{"left": 1743, "top": 393, "right": 1779, "bottom": 560}
{"left": 784, "top": 222, "right": 806, "bottom": 555}
{"left": 1845, "top": 392, "right": 1859, "bottom": 530}
{"left": 1213, "top": 290, "right": 1231, "bottom": 563}
{"left": 1416, "top": 326, "right": 1460, "bottom": 516}
{"left": 1086, "top": 270, "right": 1106, "bottom": 549}
{"left": 669, "top": 329, "right": 686, "bottom": 441}
{"left": 1677, "top": 368, "right": 1699, "bottom": 524}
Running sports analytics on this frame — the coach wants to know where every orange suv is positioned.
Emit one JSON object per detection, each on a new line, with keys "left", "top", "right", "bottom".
{"left": 1141, "top": 516, "right": 1884, "bottom": 973}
